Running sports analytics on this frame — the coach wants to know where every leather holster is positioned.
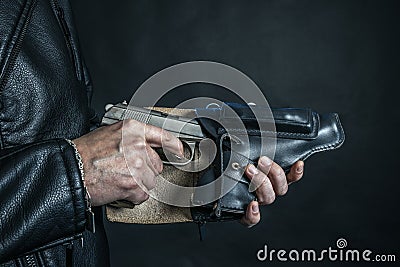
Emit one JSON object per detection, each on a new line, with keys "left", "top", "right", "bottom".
{"left": 106, "top": 104, "right": 345, "bottom": 224}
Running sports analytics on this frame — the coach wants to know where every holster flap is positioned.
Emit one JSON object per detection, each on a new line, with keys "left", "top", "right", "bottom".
{"left": 196, "top": 103, "right": 319, "bottom": 140}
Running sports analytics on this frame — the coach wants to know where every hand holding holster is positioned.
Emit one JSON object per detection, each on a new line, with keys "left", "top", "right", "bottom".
{"left": 191, "top": 103, "right": 345, "bottom": 223}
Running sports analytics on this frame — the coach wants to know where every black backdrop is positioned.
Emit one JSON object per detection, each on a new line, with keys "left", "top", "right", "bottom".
{"left": 69, "top": 1, "right": 399, "bottom": 266}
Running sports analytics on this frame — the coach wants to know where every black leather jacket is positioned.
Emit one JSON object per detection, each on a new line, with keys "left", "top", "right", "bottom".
{"left": 0, "top": 0, "right": 109, "bottom": 266}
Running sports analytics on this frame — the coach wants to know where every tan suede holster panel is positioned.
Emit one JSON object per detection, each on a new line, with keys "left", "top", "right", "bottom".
{"left": 106, "top": 107, "right": 198, "bottom": 224}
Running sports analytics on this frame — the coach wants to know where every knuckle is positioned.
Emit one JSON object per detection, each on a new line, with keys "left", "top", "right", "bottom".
{"left": 128, "top": 190, "right": 149, "bottom": 205}
{"left": 254, "top": 176, "right": 267, "bottom": 190}
{"left": 250, "top": 173, "right": 266, "bottom": 190}
{"left": 120, "top": 178, "right": 139, "bottom": 191}
{"left": 258, "top": 156, "right": 272, "bottom": 168}
{"left": 132, "top": 139, "right": 146, "bottom": 150}
{"left": 132, "top": 157, "right": 144, "bottom": 169}
{"left": 251, "top": 172, "right": 262, "bottom": 184}
{"left": 162, "top": 130, "right": 172, "bottom": 142}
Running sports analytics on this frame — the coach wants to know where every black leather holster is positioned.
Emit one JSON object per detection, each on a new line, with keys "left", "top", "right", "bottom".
{"left": 191, "top": 103, "right": 345, "bottom": 223}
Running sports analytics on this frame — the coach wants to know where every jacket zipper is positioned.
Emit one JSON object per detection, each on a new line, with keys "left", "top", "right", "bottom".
{"left": 0, "top": 0, "right": 37, "bottom": 149}
{"left": 0, "top": 0, "right": 38, "bottom": 94}
{"left": 24, "top": 254, "right": 37, "bottom": 267}
{"left": 52, "top": 0, "right": 78, "bottom": 76}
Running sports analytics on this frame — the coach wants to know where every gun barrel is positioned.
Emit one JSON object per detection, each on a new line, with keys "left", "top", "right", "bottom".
{"left": 102, "top": 103, "right": 205, "bottom": 140}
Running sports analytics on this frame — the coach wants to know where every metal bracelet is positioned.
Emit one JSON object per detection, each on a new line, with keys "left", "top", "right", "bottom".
{"left": 65, "top": 139, "right": 85, "bottom": 180}
{"left": 65, "top": 139, "right": 95, "bottom": 233}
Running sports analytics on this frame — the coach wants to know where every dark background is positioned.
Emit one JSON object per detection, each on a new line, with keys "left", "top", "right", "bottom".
{"left": 70, "top": 0, "right": 399, "bottom": 266}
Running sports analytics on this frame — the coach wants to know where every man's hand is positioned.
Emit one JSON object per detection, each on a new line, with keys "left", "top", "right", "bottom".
{"left": 240, "top": 157, "right": 304, "bottom": 227}
{"left": 73, "top": 120, "right": 184, "bottom": 206}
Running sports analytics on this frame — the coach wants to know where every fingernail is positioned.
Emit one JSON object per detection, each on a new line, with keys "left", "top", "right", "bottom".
{"left": 178, "top": 144, "right": 185, "bottom": 157}
{"left": 251, "top": 203, "right": 259, "bottom": 214}
{"left": 248, "top": 165, "right": 259, "bottom": 175}
{"left": 296, "top": 165, "right": 303, "bottom": 173}
{"left": 260, "top": 156, "right": 272, "bottom": 167}
{"left": 174, "top": 148, "right": 184, "bottom": 158}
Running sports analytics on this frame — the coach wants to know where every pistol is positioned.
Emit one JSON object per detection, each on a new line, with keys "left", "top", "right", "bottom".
{"left": 102, "top": 102, "right": 213, "bottom": 168}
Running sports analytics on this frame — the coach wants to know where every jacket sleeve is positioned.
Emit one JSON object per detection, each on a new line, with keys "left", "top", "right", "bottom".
{"left": 0, "top": 139, "right": 87, "bottom": 264}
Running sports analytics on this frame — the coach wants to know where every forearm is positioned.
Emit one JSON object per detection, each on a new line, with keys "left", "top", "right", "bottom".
{"left": 0, "top": 139, "right": 87, "bottom": 263}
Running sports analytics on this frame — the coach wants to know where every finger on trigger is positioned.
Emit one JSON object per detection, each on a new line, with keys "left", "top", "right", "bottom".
{"left": 144, "top": 124, "right": 184, "bottom": 156}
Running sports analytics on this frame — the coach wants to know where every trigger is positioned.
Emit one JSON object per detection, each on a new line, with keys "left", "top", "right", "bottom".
{"left": 183, "top": 140, "right": 196, "bottom": 162}
{"left": 160, "top": 140, "right": 195, "bottom": 166}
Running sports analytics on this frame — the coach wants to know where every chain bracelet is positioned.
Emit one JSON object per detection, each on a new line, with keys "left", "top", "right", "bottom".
{"left": 65, "top": 139, "right": 95, "bottom": 233}
{"left": 65, "top": 139, "right": 85, "bottom": 181}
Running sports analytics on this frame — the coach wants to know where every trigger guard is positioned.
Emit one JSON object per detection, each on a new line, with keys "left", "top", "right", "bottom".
{"left": 162, "top": 140, "right": 195, "bottom": 166}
